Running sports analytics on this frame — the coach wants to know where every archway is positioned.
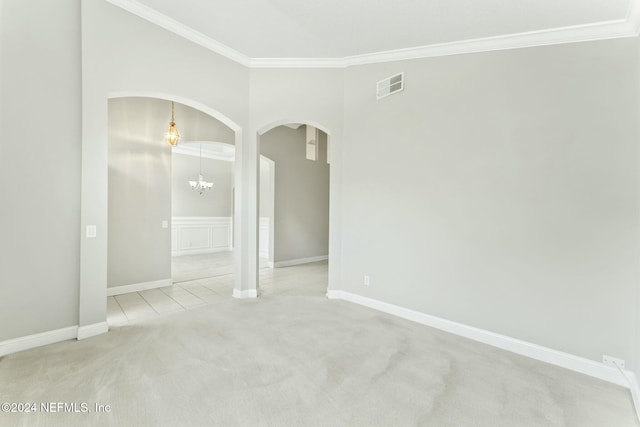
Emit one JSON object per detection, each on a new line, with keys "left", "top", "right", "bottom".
{"left": 79, "top": 91, "right": 244, "bottom": 337}
{"left": 256, "top": 120, "right": 333, "bottom": 297}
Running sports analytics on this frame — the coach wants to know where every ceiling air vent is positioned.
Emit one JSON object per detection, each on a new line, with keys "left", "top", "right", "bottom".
{"left": 376, "top": 72, "right": 404, "bottom": 99}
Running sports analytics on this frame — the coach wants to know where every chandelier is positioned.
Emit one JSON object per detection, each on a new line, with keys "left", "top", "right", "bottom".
{"left": 189, "top": 144, "right": 213, "bottom": 195}
{"left": 165, "top": 101, "right": 180, "bottom": 146}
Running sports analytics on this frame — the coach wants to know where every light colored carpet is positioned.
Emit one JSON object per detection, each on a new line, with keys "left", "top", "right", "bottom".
{"left": 1, "top": 269, "right": 638, "bottom": 426}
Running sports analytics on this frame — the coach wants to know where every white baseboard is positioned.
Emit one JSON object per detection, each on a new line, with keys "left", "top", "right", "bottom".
{"left": 233, "top": 289, "right": 258, "bottom": 299}
{"left": 326, "top": 290, "right": 632, "bottom": 388}
{"left": 0, "top": 326, "right": 78, "bottom": 357}
{"left": 274, "top": 255, "right": 328, "bottom": 268}
{"left": 77, "top": 322, "right": 109, "bottom": 340}
{"left": 107, "top": 278, "right": 172, "bottom": 296}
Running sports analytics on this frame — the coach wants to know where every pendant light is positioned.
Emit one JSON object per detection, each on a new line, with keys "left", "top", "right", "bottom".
{"left": 165, "top": 101, "right": 180, "bottom": 146}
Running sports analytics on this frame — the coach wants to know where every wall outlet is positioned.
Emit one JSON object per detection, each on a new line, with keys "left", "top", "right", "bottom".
{"left": 364, "top": 275, "right": 370, "bottom": 286}
{"left": 603, "top": 355, "right": 625, "bottom": 369}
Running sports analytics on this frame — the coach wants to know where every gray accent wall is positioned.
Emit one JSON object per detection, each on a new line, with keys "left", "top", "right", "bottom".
{"left": 260, "top": 126, "right": 330, "bottom": 263}
{"left": 0, "top": 0, "right": 81, "bottom": 340}
{"left": 172, "top": 153, "right": 233, "bottom": 217}
{"left": 342, "top": 38, "right": 640, "bottom": 371}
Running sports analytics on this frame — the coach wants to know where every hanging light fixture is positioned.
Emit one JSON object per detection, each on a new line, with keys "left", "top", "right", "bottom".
{"left": 165, "top": 101, "right": 180, "bottom": 146}
{"left": 189, "top": 143, "right": 213, "bottom": 195}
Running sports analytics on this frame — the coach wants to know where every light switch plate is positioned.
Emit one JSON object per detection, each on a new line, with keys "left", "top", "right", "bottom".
{"left": 86, "top": 225, "right": 97, "bottom": 238}
{"left": 162, "top": 220, "right": 168, "bottom": 229}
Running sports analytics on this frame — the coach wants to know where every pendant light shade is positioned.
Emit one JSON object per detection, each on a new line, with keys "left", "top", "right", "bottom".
{"left": 165, "top": 101, "right": 180, "bottom": 146}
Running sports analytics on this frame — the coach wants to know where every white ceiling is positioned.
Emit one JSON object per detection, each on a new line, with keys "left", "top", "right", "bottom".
{"left": 126, "top": 0, "right": 631, "bottom": 59}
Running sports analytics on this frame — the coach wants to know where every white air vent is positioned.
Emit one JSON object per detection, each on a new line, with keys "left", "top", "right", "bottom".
{"left": 376, "top": 72, "right": 404, "bottom": 99}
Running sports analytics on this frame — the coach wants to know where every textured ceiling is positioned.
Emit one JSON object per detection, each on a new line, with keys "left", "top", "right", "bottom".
{"left": 133, "top": 0, "right": 631, "bottom": 58}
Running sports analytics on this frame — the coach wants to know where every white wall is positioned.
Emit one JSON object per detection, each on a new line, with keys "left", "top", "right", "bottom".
{"left": 0, "top": 0, "right": 81, "bottom": 340}
{"left": 260, "top": 126, "right": 329, "bottom": 263}
{"left": 342, "top": 38, "right": 640, "bottom": 372}
{"left": 171, "top": 217, "right": 233, "bottom": 257}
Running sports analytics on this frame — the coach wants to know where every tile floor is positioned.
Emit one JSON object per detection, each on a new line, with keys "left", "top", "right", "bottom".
{"left": 171, "top": 251, "right": 235, "bottom": 283}
{"left": 108, "top": 261, "right": 328, "bottom": 326}
{"left": 171, "top": 251, "right": 270, "bottom": 283}
{"left": 107, "top": 275, "right": 233, "bottom": 326}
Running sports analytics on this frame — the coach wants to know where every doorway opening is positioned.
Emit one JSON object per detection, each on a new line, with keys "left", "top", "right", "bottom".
{"left": 105, "top": 97, "right": 238, "bottom": 324}
{"left": 257, "top": 123, "right": 331, "bottom": 297}
{"left": 171, "top": 141, "right": 236, "bottom": 283}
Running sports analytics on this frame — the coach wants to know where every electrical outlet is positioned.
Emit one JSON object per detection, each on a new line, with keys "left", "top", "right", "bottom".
{"left": 603, "top": 355, "right": 625, "bottom": 369}
{"left": 364, "top": 275, "right": 370, "bottom": 286}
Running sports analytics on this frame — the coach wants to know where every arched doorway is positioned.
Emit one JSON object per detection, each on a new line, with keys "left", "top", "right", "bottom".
{"left": 105, "top": 97, "right": 240, "bottom": 324}
{"left": 79, "top": 92, "right": 244, "bottom": 336}
{"left": 256, "top": 120, "right": 332, "bottom": 297}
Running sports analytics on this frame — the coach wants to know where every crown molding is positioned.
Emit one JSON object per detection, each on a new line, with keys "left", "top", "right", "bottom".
{"left": 104, "top": 0, "right": 251, "bottom": 67}
{"left": 342, "top": 17, "right": 638, "bottom": 67}
{"left": 249, "top": 57, "right": 346, "bottom": 68}
{"left": 105, "top": 0, "right": 640, "bottom": 69}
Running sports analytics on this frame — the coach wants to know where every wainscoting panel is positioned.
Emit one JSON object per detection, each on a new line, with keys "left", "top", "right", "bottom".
{"left": 179, "top": 226, "right": 211, "bottom": 251}
{"left": 172, "top": 217, "right": 232, "bottom": 256}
